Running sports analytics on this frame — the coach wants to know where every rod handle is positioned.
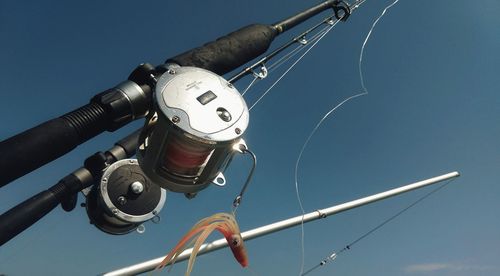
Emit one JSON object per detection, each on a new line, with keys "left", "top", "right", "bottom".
{"left": 0, "top": 189, "right": 60, "bottom": 246}
{"left": 167, "top": 24, "right": 277, "bottom": 76}
{"left": 0, "top": 171, "right": 86, "bottom": 246}
{"left": 0, "top": 117, "right": 82, "bottom": 188}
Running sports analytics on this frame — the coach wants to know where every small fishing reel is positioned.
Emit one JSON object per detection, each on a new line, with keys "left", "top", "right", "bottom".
{"left": 85, "top": 159, "right": 166, "bottom": 235}
{"left": 137, "top": 66, "right": 249, "bottom": 194}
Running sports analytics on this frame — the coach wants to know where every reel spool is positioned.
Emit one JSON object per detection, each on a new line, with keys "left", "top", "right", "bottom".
{"left": 137, "top": 66, "right": 249, "bottom": 194}
{"left": 86, "top": 159, "right": 166, "bottom": 235}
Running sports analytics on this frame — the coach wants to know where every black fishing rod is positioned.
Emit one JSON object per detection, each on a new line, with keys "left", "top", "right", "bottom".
{"left": 229, "top": 1, "right": 350, "bottom": 83}
{"left": 0, "top": 0, "right": 350, "bottom": 189}
{"left": 0, "top": 130, "right": 141, "bottom": 246}
{"left": 0, "top": 0, "right": 355, "bottom": 246}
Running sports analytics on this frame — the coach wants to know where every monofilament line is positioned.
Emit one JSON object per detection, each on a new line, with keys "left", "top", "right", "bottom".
{"left": 359, "top": 0, "right": 400, "bottom": 93}
{"left": 295, "top": 92, "right": 367, "bottom": 275}
{"left": 301, "top": 178, "right": 456, "bottom": 276}
{"left": 267, "top": 24, "right": 336, "bottom": 74}
{"left": 295, "top": 0, "right": 401, "bottom": 274}
{"left": 249, "top": 21, "right": 339, "bottom": 111}
{"left": 241, "top": 77, "right": 258, "bottom": 96}
{"left": 242, "top": 24, "right": 332, "bottom": 97}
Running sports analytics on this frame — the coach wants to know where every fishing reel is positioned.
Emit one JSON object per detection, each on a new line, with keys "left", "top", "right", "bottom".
{"left": 85, "top": 159, "right": 166, "bottom": 235}
{"left": 84, "top": 66, "right": 252, "bottom": 234}
{"left": 137, "top": 66, "right": 250, "bottom": 195}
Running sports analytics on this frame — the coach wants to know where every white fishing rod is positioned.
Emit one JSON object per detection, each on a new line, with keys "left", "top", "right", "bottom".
{"left": 103, "top": 171, "right": 459, "bottom": 276}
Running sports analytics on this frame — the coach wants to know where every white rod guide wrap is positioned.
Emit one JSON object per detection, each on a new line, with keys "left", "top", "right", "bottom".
{"left": 103, "top": 171, "right": 460, "bottom": 276}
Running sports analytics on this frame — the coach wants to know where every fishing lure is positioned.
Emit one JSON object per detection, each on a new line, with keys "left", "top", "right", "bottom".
{"left": 156, "top": 212, "right": 248, "bottom": 276}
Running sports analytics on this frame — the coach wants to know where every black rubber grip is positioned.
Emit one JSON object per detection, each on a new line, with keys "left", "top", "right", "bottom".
{"left": 0, "top": 173, "right": 82, "bottom": 246}
{"left": 62, "top": 102, "right": 107, "bottom": 141}
{"left": 0, "top": 103, "right": 108, "bottom": 188}
{"left": 167, "top": 24, "right": 277, "bottom": 75}
{"left": 0, "top": 190, "right": 60, "bottom": 246}
{"left": 0, "top": 118, "right": 80, "bottom": 187}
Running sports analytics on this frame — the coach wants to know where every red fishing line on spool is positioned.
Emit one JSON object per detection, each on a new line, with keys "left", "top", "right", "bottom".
{"left": 162, "top": 134, "right": 214, "bottom": 177}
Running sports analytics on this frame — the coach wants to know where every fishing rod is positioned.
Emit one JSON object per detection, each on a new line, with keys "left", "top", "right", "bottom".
{"left": 0, "top": 130, "right": 167, "bottom": 246}
{"left": 103, "top": 172, "right": 460, "bottom": 275}
{"left": 0, "top": 0, "right": 360, "bottom": 244}
{"left": 228, "top": 1, "right": 351, "bottom": 83}
{"left": 0, "top": 0, "right": 351, "bottom": 189}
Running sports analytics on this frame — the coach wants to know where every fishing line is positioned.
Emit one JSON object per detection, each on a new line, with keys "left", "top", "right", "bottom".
{"left": 301, "top": 178, "right": 457, "bottom": 275}
{"left": 359, "top": 0, "right": 400, "bottom": 93}
{"left": 235, "top": 21, "right": 340, "bottom": 215}
{"left": 249, "top": 21, "right": 339, "bottom": 111}
{"left": 295, "top": 92, "right": 367, "bottom": 275}
{"left": 241, "top": 22, "right": 335, "bottom": 98}
{"left": 267, "top": 23, "right": 334, "bottom": 73}
{"left": 267, "top": 44, "right": 306, "bottom": 73}
{"left": 237, "top": 16, "right": 344, "bottom": 215}
{"left": 294, "top": 0, "right": 401, "bottom": 274}
{"left": 241, "top": 77, "right": 259, "bottom": 96}
{"left": 229, "top": 0, "right": 396, "bottom": 273}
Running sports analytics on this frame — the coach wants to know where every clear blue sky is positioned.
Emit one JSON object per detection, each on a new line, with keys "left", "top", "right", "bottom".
{"left": 1, "top": 1, "right": 499, "bottom": 275}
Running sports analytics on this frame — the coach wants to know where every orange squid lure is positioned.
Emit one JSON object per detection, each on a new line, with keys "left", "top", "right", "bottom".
{"left": 156, "top": 212, "right": 248, "bottom": 276}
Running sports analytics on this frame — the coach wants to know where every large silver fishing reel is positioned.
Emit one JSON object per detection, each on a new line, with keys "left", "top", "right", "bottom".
{"left": 137, "top": 66, "right": 249, "bottom": 194}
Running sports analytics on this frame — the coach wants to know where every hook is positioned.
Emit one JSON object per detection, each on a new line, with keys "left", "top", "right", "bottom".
{"left": 231, "top": 142, "right": 257, "bottom": 209}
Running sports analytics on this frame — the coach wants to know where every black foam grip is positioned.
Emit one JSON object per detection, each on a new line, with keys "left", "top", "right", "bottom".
{"left": 0, "top": 118, "right": 80, "bottom": 187}
{"left": 0, "top": 190, "right": 59, "bottom": 246}
{"left": 167, "top": 24, "right": 277, "bottom": 75}
{"left": 0, "top": 103, "right": 109, "bottom": 188}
